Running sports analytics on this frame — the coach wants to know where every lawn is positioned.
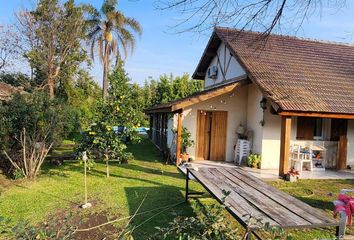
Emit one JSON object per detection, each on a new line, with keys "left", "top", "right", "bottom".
{"left": 0, "top": 136, "right": 353, "bottom": 239}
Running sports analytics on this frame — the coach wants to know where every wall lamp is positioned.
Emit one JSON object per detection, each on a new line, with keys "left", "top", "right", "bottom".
{"left": 259, "top": 97, "right": 267, "bottom": 126}
{"left": 260, "top": 97, "right": 267, "bottom": 111}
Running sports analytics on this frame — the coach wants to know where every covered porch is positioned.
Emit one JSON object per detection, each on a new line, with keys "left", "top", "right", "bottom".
{"left": 278, "top": 112, "right": 354, "bottom": 177}
{"left": 145, "top": 79, "right": 248, "bottom": 165}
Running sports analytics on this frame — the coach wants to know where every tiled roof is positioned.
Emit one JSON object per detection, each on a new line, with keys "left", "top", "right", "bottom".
{"left": 0, "top": 82, "right": 25, "bottom": 101}
{"left": 195, "top": 27, "right": 354, "bottom": 114}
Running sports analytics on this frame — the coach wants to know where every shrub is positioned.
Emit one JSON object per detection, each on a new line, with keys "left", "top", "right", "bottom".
{"left": 120, "top": 152, "right": 134, "bottom": 163}
{"left": 172, "top": 127, "right": 194, "bottom": 154}
{"left": 13, "top": 169, "right": 25, "bottom": 180}
{"left": 154, "top": 197, "right": 239, "bottom": 239}
{"left": 0, "top": 216, "right": 75, "bottom": 239}
{"left": 247, "top": 154, "right": 261, "bottom": 168}
{"left": 0, "top": 92, "right": 72, "bottom": 178}
{"left": 154, "top": 198, "right": 293, "bottom": 240}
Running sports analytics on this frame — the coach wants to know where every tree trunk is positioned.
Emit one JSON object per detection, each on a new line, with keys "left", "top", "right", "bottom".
{"left": 106, "top": 160, "right": 109, "bottom": 178}
{"left": 102, "top": 41, "right": 110, "bottom": 98}
{"left": 105, "top": 153, "right": 109, "bottom": 178}
{"left": 47, "top": 75, "right": 55, "bottom": 99}
{"left": 114, "top": 49, "right": 120, "bottom": 70}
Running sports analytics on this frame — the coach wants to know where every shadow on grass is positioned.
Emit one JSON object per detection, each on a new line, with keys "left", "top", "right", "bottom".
{"left": 86, "top": 168, "right": 185, "bottom": 191}
{"left": 41, "top": 161, "right": 81, "bottom": 178}
{"left": 117, "top": 163, "right": 184, "bottom": 180}
{"left": 124, "top": 186, "right": 195, "bottom": 239}
{"left": 126, "top": 136, "right": 165, "bottom": 163}
{"left": 296, "top": 197, "right": 334, "bottom": 212}
{"left": 13, "top": 183, "right": 81, "bottom": 205}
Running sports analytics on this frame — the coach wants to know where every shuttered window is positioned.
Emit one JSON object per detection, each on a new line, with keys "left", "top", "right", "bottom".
{"left": 296, "top": 117, "right": 320, "bottom": 140}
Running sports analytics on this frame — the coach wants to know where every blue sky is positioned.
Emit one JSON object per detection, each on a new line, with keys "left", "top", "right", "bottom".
{"left": 1, "top": 0, "right": 354, "bottom": 86}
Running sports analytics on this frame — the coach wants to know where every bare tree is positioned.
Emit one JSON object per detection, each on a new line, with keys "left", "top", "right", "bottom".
{"left": 15, "top": 11, "right": 39, "bottom": 81}
{"left": 0, "top": 26, "right": 21, "bottom": 71}
{"left": 3, "top": 128, "right": 53, "bottom": 179}
{"left": 155, "top": 0, "right": 346, "bottom": 36}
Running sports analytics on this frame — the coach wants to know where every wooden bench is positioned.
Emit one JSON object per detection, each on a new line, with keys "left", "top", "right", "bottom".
{"left": 184, "top": 166, "right": 340, "bottom": 239}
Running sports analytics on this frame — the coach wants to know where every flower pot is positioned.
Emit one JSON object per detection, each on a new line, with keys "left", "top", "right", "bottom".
{"left": 181, "top": 153, "right": 189, "bottom": 161}
{"left": 285, "top": 174, "right": 298, "bottom": 182}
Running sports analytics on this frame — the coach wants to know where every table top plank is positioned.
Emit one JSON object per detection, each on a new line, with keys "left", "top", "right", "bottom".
{"left": 209, "top": 168, "right": 311, "bottom": 226}
{"left": 187, "top": 166, "right": 338, "bottom": 229}
{"left": 229, "top": 167, "right": 337, "bottom": 224}
{"left": 189, "top": 168, "right": 278, "bottom": 228}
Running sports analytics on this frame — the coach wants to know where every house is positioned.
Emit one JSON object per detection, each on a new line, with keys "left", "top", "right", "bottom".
{"left": 146, "top": 27, "right": 354, "bottom": 176}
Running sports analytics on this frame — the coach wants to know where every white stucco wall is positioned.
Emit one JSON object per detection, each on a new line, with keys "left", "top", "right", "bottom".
{"left": 243, "top": 83, "right": 313, "bottom": 169}
{"left": 245, "top": 84, "right": 285, "bottom": 169}
{"left": 246, "top": 84, "right": 264, "bottom": 155}
{"left": 347, "top": 120, "right": 354, "bottom": 165}
{"left": 204, "top": 42, "right": 246, "bottom": 88}
{"left": 181, "top": 85, "right": 248, "bottom": 162}
{"left": 260, "top": 105, "right": 283, "bottom": 169}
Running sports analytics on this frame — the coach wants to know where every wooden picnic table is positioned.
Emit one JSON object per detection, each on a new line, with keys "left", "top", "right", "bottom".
{"left": 184, "top": 166, "right": 340, "bottom": 239}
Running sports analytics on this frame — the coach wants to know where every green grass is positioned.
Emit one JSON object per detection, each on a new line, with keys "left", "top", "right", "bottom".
{"left": 268, "top": 179, "right": 354, "bottom": 239}
{"left": 0, "top": 137, "right": 200, "bottom": 239}
{"left": 0, "top": 137, "right": 353, "bottom": 239}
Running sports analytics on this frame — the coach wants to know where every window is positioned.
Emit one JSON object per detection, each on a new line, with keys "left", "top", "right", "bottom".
{"left": 296, "top": 117, "right": 323, "bottom": 140}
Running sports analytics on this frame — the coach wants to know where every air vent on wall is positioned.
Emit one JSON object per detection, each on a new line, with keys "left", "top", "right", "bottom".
{"left": 207, "top": 66, "right": 218, "bottom": 79}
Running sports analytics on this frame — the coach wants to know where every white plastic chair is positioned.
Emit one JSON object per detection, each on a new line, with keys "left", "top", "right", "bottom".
{"left": 290, "top": 145, "right": 313, "bottom": 173}
{"left": 234, "top": 139, "right": 250, "bottom": 165}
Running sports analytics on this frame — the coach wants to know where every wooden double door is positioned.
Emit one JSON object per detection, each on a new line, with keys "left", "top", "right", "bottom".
{"left": 196, "top": 110, "right": 227, "bottom": 161}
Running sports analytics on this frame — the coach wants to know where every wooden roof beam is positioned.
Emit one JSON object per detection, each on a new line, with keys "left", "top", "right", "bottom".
{"left": 279, "top": 111, "right": 354, "bottom": 120}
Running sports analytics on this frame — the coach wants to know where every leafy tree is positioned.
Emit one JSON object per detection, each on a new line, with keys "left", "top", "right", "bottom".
{"left": 143, "top": 73, "right": 203, "bottom": 108}
{"left": 106, "top": 63, "right": 145, "bottom": 129}
{"left": 87, "top": 0, "right": 142, "bottom": 98}
{"left": 156, "top": 74, "right": 174, "bottom": 104}
{"left": 16, "top": 0, "right": 91, "bottom": 98}
{"left": 57, "top": 69, "right": 101, "bottom": 130}
{"left": 142, "top": 79, "right": 154, "bottom": 107}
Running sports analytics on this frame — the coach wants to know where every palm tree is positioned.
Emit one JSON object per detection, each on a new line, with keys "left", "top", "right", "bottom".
{"left": 87, "top": 0, "right": 142, "bottom": 98}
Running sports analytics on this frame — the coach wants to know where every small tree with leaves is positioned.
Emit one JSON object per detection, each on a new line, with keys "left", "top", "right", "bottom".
{"left": 78, "top": 122, "right": 127, "bottom": 177}
{"left": 77, "top": 64, "right": 142, "bottom": 177}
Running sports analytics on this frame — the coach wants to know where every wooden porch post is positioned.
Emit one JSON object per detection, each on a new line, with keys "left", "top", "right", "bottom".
{"left": 148, "top": 114, "right": 153, "bottom": 139}
{"left": 279, "top": 116, "right": 292, "bottom": 176}
{"left": 337, "top": 135, "right": 348, "bottom": 170}
{"left": 176, "top": 111, "right": 183, "bottom": 165}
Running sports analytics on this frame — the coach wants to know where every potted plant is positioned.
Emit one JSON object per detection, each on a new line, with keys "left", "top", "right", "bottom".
{"left": 181, "top": 127, "right": 194, "bottom": 161}
{"left": 247, "top": 154, "right": 261, "bottom": 168}
{"left": 285, "top": 167, "right": 299, "bottom": 182}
